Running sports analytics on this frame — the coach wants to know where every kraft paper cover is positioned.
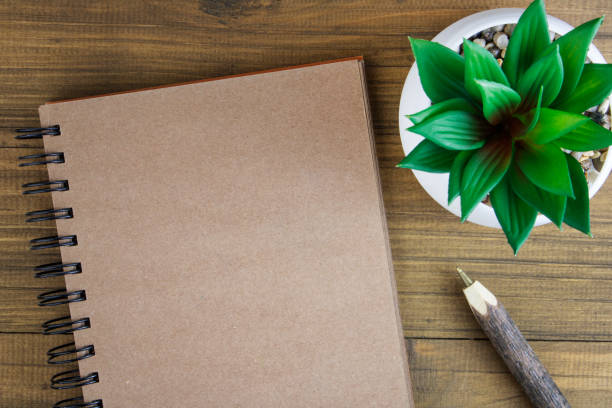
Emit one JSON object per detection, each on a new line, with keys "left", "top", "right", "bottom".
{"left": 39, "top": 58, "right": 413, "bottom": 407}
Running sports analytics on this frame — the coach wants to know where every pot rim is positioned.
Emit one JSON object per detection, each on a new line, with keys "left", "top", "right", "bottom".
{"left": 398, "top": 8, "right": 611, "bottom": 228}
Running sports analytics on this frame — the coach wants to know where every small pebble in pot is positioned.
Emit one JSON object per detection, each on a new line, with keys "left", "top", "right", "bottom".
{"left": 585, "top": 110, "right": 605, "bottom": 124}
{"left": 504, "top": 24, "right": 515, "bottom": 35}
{"left": 482, "top": 29, "right": 495, "bottom": 41}
{"left": 585, "top": 147, "right": 607, "bottom": 173}
{"left": 598, "top": 98, "right": 610, "bottom": 114}
{"left": 493, "top": 32, "right": 509, "bottom": 49}
{"left": 493, "top": 24, "right": 505, "bottom": 32}
{"left": 485, "top": 43, "right": 500, "bottom": 58}
{"left": 571, "top": 151, "right": 584, "bottom": 160}
{"left": 586, "top": 167, "right": 600, "bottom": 185}
{"left": 497, "top": 58, "right": 503, "bottom": 66}
{"left": 473, "top": 38, "right": 486, "bottom": 47}
{"left": 581, "top": 158, "right": 593, "bottom": 171}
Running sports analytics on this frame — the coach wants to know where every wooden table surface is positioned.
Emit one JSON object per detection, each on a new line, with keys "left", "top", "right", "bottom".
{"left": 1, "top": 1, "right": 611, "bottom": 407}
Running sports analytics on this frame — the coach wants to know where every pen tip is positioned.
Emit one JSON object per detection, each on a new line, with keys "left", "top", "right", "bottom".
{"left": 456, "top": 267, "right": 473, "bottom": 287}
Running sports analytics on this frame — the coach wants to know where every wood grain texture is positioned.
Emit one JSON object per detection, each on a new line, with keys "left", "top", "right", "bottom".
{"left": 0, "top": 0, "right": 611, "bottom": 407}
{"left": 0, "top": 334, "right": 80, "bottom": 407}
{"left": 408, "top": 338, "right": 612, "bottom": 407}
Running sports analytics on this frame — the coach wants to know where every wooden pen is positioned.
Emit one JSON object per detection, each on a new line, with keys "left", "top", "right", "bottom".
{"left": 457, "top": 268, "right": 570, "bottom": 408}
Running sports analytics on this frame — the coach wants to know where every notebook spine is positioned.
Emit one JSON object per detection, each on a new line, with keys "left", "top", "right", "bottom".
{"left": 17, "top": 126, "right": 103, "bottom": 408}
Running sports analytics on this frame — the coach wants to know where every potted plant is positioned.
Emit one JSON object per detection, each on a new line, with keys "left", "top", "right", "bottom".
{"left": 398, "top": 0, "right": 612, "bottom": 253}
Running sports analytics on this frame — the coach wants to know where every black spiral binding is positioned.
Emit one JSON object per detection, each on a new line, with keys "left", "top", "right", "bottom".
{"left": 17, "top": 126, "right": 102, "bottom": 408}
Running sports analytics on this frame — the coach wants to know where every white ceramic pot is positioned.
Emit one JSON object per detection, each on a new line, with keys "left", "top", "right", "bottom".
{"left": 398, "top": 8, "right": 612, "bottom": 228}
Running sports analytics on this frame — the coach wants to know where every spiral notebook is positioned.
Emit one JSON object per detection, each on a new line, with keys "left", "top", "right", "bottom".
{"left": 20, "top": 57, "right": 413, "bottom": 407}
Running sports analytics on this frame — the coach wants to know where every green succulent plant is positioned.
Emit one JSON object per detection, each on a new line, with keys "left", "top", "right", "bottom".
{"left": 398, "top": 0, "right": 612, "bottom": 254}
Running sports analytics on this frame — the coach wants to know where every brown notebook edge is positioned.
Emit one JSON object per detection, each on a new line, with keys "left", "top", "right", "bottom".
{"left": 357, "top": 61, "right": 414, "bottom": 405}
{"left": 45, "top": 56, "right": 364, "bottom": 105}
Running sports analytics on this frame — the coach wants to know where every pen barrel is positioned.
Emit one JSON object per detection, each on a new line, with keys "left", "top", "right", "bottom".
{"left": 471, "top": 301, "right": 571, "bottom": 408}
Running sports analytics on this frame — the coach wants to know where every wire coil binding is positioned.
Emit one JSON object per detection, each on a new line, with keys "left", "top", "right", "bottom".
{"left": 17, "top": 125, "right": 102, "bottom": 407}
{"left": 42, "top": 316, "right": 91, "bottom": 335}
{"left": 19, "top": 152, "right": 65, "bottom": 167}
{"left": 22, "top": 180, "right": 69, "bottom": 194}
{"left": 51, "top": 370, "right": 99, "bottom": 390}
{"left": 30, "top": 235, "right": 78, "bottom": 250}
{"left": 26, "top": 208, "right": 74, "bottom": 223}
{"left": 34, "top": 262, "right": 82, "bottom": 278}
{"left": 48, "top": 342, "right": 95, "bottom": 365}
{"left": 38, "top": 289, "right": 86, "bottom": 307}
{"left": 15, "top": 125, "right": 60, "bottom": 139}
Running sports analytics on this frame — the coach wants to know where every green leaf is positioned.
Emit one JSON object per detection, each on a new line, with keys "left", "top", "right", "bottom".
{"left": 564, "top": 154, "right": 591, "bottom": 235}
{"left": 521, "top": 108, "right": 589, "bottom": 144}
{"left": 552, "top": 64, "right": 612, "bottom": 113}
{"left": 409, "top": 110, "right": 491, "bottom": 150}
{"left": 407, "top": 98, "right": 477, "bottom": 125}
{"left": 503, "top": 0, "right": 551, "bottom": 87}
{"left": 514, "top": 86, "right": 544, "bottom": 136}
{"left": 448, "top": 150, "right": 474, "bottom": 204}
{"left": 516, "top": 45, "right": 564, "bottom": 110}
{"left": 515, "top": 140, "right": 574, "bottom": 198}
{"left": 552, "top": 17, "right": 604, "bottom": 105}
{"left": 460, "top": 136, "right": 513, "bottom": 221}
{"left": 409, "top": 37, "right": 472, "bottom": 104}
{"left": 490, "top": 176, "right": 537, "bottom": 255}
{"left": 554, "top": 119, "right": 612, "bottom": 151}
{"left": 397, "top": 139, "right": 458, "bottom": 172}
{"left": 474, "top": 79, "right": 521, "bottom": 125}
{"left": 508, "top": 163, "right": 566, "bottom": 228}
{"left": 463, "top": 38, "right": 510, "bottom": 103}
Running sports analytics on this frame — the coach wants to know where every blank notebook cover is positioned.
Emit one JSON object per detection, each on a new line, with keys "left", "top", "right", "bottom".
{"left": 37, "top": 57, "right": 413, "bottom": 407}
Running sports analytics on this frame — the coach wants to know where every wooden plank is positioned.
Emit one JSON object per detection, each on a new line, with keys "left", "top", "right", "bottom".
{"left": 0, "top": 1, "right": 608, "bottom": 131}
{"left": 408, "top": 338, "right": 612, "bottom": 407}
{"left": 1, "top": 0, "right": 611, "bottom": 406}
{"left": 1, "top": 157, "right": 612, "bottom": 341}
{"left": 0, "top": 0, "right": 609, "bottom": 36}
{"left": 2, "top": 66, "right": 409, "bottom": 137}
{"left": 0, "top": 147, "right": 62, "bottom": 276}
{"left": 0, "top": 333, "right": 80, "bottom": 407}
{"left": 395, "top": 260, "right": 612, "bottom": 341}
{"left": 2, "top": 333, "right": 611, "bottom": 408}
{"left": 9, "top": 254, "right": 611, "bottom": 342}
{"left": 2, "top": 156, "right": 612, "bottom": 339}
